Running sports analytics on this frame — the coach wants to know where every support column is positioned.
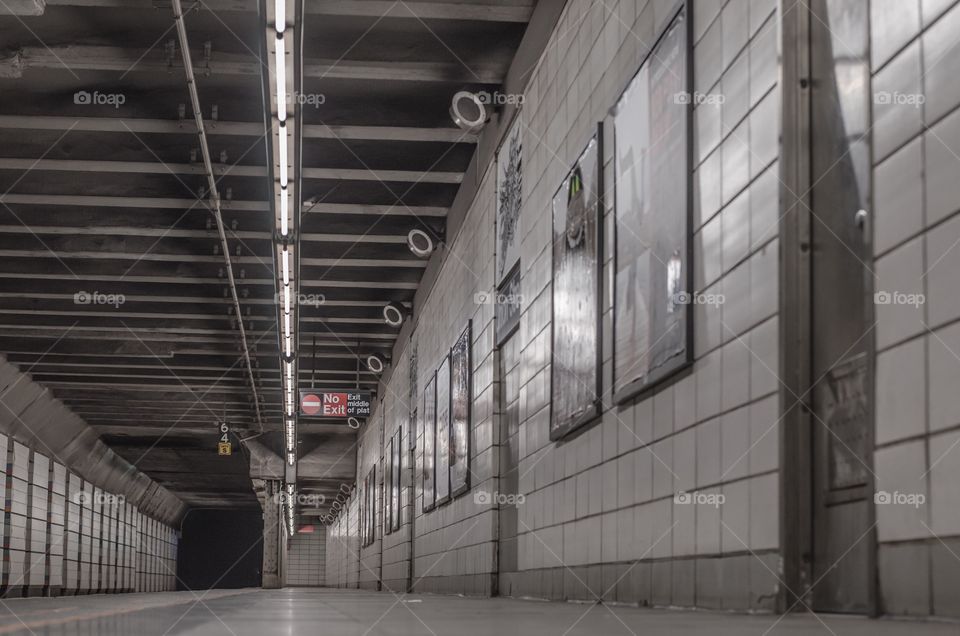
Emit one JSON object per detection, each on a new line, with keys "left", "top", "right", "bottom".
{"left": 260, "top": 481, "right": 281, "bottom": 589}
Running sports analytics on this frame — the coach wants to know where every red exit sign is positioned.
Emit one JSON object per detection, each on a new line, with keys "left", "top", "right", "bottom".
{"left": 299, "top": 389, "right": 371, "bottom": 418}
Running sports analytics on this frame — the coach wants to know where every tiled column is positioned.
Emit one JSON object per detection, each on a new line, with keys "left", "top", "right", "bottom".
{"left": 262, "top": 482, "right": 281, "bottom": 589}
{"left": 64, "top": 472, "right": 81, "bottom": 595}
{"left": 47, "top": 462, "right": 66, "bottom": 596}
{"left": 79, "top": 480, "right": 92, "bottom": 594}
{"left": 5, "top": 441, "right": 30, "bottom": 596}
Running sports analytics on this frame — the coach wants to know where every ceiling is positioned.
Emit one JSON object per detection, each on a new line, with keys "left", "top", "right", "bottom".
{"left": 0, "top": 0, "right": 534, "bottom": 512}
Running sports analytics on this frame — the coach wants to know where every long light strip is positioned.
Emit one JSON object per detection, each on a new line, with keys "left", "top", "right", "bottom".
{"left": 278, "top": 124, "right": 288, "bottom": 187}
{"left": 274, "top": 0, "right": 285, "bottom": 33}
{"left": 270, "top": 0, "right": 298, "bottom": 537}
{"left": 280, "top": 188, "right": 289, "bottom": 235}
{"left": 275, "top": 35, "right": 287, "bottom": 122}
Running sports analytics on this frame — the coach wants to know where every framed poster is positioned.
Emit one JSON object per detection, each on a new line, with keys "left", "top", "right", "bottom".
{"left": 612, "top": 7, "right": 691, "bottom": 403}
{"left": 434, "top": 355, "right": 451, "bottom": 505}
{"left": 449, "top": 322, "right": 472, "bottom": 495}
{"left": 550, "top": 130, "right": 603, "bottom": 440}
{"left": 496, "top": 113, "right": 523, "bottom": 285}
{"left": 494, "top": 263, "right": 521, "bottom": 346}
{"left": 384, "top": 436, "right": 394, "bottom": 535}
{"left": 421, "top": 373, "right": 436, "bottom": 512}
{"left": 391, "top": 428, "right": 402, "bottom": 532}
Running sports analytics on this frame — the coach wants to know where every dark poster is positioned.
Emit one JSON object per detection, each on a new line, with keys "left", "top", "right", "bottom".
{"left": 421, "top": 373, "right": 436, "bottom": 512}
{"left": 613, "top": 10, "right": 690, "bottom": 401}
{"left": 434, "top": 355, "right": 451, "bottom": 505}
{"left": 495, "top": 264, "right": 521, "bottom": 346}
{"left": 449, "top": 322, "right": 472, "bottom": 495}
{"left": 550, "top": 132, "right": 602, "bottom": 439}
{"left": 391, "top": 429, "right": 402, "bottom": 532}
{"left": 384, "top": 437, "right": 394, "bottom": 535}
{"left": 496, "top": 115, "right": 523, "bottom": 284}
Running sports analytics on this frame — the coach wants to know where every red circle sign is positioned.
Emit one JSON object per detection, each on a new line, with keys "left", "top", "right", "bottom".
{"left": 301, "top": 393, "right": 321, "bottom": 415}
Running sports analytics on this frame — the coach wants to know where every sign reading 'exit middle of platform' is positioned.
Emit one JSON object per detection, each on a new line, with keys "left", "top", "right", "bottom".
{"left": 299, "top": 389, "right": 371, "bottom": 418}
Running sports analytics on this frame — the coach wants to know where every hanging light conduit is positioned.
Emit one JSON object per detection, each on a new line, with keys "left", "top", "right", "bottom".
{"left": 170, "top": 0, "right": 264, "bottom": 431}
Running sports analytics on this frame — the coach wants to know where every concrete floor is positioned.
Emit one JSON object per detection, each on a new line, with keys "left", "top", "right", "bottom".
{"left": 0, "top": 588, "right": 955, "bottom": 635}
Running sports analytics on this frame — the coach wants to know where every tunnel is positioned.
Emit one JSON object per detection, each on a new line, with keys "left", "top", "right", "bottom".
{"left": 0, "top": 0, "right": 957, "bottom": 634}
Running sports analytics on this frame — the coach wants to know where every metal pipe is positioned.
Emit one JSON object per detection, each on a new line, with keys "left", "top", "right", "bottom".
{"left": 171, "top": 0, "right": 263, "bottom": 431}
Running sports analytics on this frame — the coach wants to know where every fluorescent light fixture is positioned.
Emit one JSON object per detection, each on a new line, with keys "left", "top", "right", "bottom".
{"left": 283, "top": 285, "right": 291, "bottom": 314}
{"left": 275, "top": 35, "right": 286, "bottom": 120}
{"left": 275, "top": 0, "right": 285, "bottom": 33}
{"left": 285, "top": 335, "right": 292, "bottom": 357}
{"left": 280, "top": 188, "right": 289, "bottom": 235}
{"left": 285, "top": 361, "right": 293, "bottom": 381}
{"left": 284, "top": 312, "right": 292, "bottom": 338}
{"left": 282, "top": 248, "right": 290, "bottom": 285}
{"left": 278, "top": 124, "right": 288, "bottom": 187}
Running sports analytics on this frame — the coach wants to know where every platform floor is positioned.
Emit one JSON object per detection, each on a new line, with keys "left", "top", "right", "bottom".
{"left": 0, "top": 588, "right": 956, "bottom": 635}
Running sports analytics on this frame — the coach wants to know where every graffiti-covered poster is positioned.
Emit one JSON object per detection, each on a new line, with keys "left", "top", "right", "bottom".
{"left": 613, "top": 9, "right": 690, "bottom": 401}
{"left": 434, "top": 355, "right": 451, "bottom": 505}
{"left": 449, "top": 322, "right": 472, "bottom": 495}
{"left": 421, "top": 373, "right": 436, "bottom": 512}
{"left": 551, "top": 132, "right": 602, "bottom": 439}
{"left": 496, "top": 114, "right": 523, "bottom": 284}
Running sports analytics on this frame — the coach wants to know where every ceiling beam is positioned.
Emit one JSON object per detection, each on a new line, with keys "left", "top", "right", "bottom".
{"left": 0, "top": 0, "right": 45, "bottom": 15}
{"left": 0, "top": 158, "right": 462, "bottom": 184}
{"left": 0, "top": 193, "right": 447, "bottom": 216}
{"left": 0, "top": 249, "right": 428, "bottom": 268}
{"left": 0, "top": 224, "right": 411, "bottom": 244}
{"left": 42, "top": 0, "right": 533, "bottom": 22}
{"left": 0, "top": 115, "right": 476, "bottom": 143}
{"left": 6, "top": 46, "right": 501, "bottom": 83}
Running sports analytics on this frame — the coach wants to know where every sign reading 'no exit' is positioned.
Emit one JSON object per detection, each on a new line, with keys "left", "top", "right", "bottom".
{"left": 299, "top": 389, "right": 372, "bottom": 418}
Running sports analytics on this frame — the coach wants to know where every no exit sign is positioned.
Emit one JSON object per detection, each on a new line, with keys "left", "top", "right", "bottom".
{"left": 299, "top": 389, "right": 371, "bottom": 418}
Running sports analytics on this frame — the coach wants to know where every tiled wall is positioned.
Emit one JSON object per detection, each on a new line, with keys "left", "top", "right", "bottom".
{"left": 286, "top": 527, "right": 326, "bottom": 586}
{"left": 0, "top": 432, "right": 177, "bottom": 597}
{"left": 870, "top": 0, "right": 960, "bottom": 618}
{"left": 325, "top": 495, "right": 360, "bottom": 587}
{"left": 321, "top": 0, "right": 782, "bottom": 610}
